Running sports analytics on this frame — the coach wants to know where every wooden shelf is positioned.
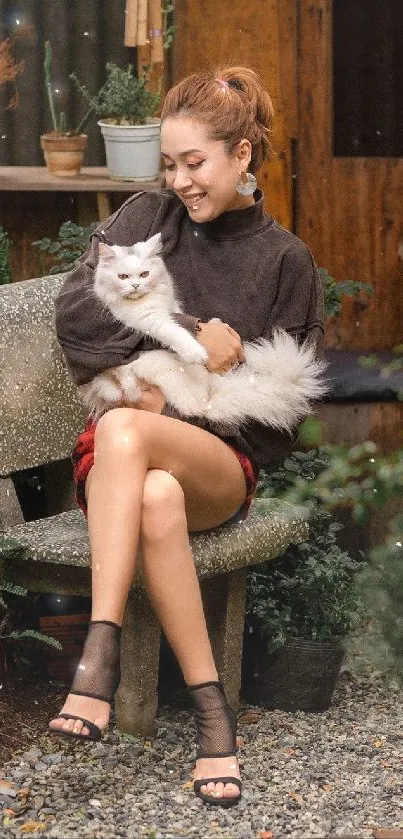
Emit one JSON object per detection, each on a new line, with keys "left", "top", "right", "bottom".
{"left": 0, "top": 166, "right": 163, "bottom": 193}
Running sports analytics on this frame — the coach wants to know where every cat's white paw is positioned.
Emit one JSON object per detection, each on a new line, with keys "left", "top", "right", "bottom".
{"left": 178, "top": 344, "right": 208, "bottom": 364}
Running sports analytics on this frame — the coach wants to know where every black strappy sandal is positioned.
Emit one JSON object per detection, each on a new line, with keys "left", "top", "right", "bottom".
{"left": 189, "top": 680, "right": 242, "bottom": 808}
{"left": 49, "top": 620, "right": 121, "bottom": 742}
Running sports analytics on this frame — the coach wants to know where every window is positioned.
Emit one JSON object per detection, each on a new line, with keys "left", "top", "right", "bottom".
{"left": 0, "top": 0, "right": 129, "bottom": 165}
{"left": 333, "top": 0, "right": 403, "bottom": 157}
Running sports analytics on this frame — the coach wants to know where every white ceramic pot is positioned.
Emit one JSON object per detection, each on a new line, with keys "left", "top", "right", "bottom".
{"left": 98, "top": 119, "right": 161, "bottom": 181}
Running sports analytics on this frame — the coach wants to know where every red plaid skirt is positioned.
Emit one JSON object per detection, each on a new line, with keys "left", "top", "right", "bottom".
{"left": 72, "top": 419, "right": 259, "bottom": 521}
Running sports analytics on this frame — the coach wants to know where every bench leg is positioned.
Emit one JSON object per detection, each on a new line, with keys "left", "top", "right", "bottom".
{"left": 0, "top": 477, "right": 24, "bottom": 528}
{"left": 115, "top": 587, "right": 161, "bottom": 737}
{"left": 201, "top": 569, "right": 246, "bottom": 711}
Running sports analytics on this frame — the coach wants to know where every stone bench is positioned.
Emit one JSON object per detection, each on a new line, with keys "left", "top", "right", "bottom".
{"left": 0, "top": 274, "right": 308, "bottom": 736}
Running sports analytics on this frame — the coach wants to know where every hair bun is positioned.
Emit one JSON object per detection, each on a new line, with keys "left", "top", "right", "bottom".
{"left": 161, "top": 65, "right": 274, "bottom": 173}
{"left": 227, "top": 79, "right": 243, "bottom": 92}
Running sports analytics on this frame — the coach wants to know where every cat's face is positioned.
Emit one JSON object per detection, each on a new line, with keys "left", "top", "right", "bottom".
{"left": 96, "top": 235, "right": 165, "bottom": 300}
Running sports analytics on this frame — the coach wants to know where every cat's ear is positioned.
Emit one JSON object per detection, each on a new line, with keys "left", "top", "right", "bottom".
{"left": 98, "top": 242, "right": 116, "bottom": 262}
{"left": 145, "top": 233, "right": 163, "bottom": 258}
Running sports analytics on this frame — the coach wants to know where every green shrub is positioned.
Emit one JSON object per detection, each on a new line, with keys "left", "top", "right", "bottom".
{"left": 283, "top": 442, "right": 403, "bottom": 679}
{"left": 247, "top": 450, "right": 364, "bottom": 653}
{"left": 70, "top": 63, "right": 161, "bottom": 126}
{"left": 0, "top": 225, "right": 12, "bottom": 285}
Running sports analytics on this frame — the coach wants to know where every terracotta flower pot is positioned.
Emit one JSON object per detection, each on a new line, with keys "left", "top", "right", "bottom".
{"left": 40, "top": 133, "right": 87, "bottom": 177}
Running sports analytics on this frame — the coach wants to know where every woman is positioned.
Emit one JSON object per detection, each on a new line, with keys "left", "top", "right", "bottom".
{"left": 51, "top": 66, "right": 324, "bottom": 807}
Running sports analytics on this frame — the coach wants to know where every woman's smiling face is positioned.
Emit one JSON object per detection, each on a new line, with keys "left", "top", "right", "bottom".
{"left": 160, "top": 117, "right": 254, "bottom": 223}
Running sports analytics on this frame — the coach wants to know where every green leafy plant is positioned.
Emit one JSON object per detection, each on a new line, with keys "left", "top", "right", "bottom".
{"left": 32, "top": 220, "right": 98, "bottom": 275}
{"left": 247, "top": 450, "right": 364, "bottom": 653}
{"left": 285, "top": 442, "right": 403, "bottom": 524}
{"left": 319, "top": 267, "right": 373, "bottom": 318}
{"left": 70, "top": 63, "right": 161, "bottom": 126}
{"left": 355, "top": 515, "right": 403, "bottom": 676}
{"left": 0, "top": 225, "right": 12, "bottom": 285}
{"left": 162, "top": 1, "right": 175, "bottom": 49}
{"left": 44, "top": 41, "right": 93, "bottom": 135}
{"left": 0, "top": 579, "right": 61, "bottom": 649}
{"left": 359, "top": 346, "right": 403, "bottom": 397}
{"left": 281, "top": 442, "right": 403, "bottom": 679}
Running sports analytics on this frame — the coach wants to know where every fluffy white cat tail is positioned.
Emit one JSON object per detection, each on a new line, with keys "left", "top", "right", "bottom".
{"left": 206, "top": 329, "right": 328, "bottom": 432}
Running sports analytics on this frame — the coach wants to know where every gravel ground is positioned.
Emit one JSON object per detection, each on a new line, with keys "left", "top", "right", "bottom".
{"left": 1, "top": 668, "right": 402, "bottom": 839}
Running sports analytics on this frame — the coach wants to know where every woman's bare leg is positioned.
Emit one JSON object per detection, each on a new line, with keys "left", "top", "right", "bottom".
{"left": 140, "top": 467, "right": 242, "bottom": 800}
{"left": 140, "top": 470, "right": 217, "bottom": 684}
{"left": 49, "top": 408, "right": 246, "bottom": 799}
{"left": 49, "top": 421, "right": 149, "bottom": 737}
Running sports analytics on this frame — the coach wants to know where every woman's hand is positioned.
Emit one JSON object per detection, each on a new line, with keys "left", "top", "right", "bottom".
{"left": 196, "top": 321, "right": 245, "bottom": 373}
{"left": 122, "top": 378, "right": 166, "bottom": 413}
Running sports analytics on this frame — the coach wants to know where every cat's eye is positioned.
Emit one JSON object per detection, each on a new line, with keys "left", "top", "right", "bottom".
{"left": 140, "top": 270, "right": 149, "bottom": 278}
{"left": 118, "top": 273, "right": 129, "bottom": 280}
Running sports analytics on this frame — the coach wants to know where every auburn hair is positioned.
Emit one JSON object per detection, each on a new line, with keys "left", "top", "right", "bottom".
{"left": 161, "top": 66, "right": 274, "bottom": 174}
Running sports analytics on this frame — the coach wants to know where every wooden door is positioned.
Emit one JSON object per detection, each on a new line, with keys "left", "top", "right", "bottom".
{"left": 297, "top": 0, "right": 403, "bottom": 350}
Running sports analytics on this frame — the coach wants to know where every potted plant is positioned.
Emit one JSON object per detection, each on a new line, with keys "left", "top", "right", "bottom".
{"left": 242, "top": 450, "right": 364, "bottom": 712}
{"left": 41, "top": 42, "right": 93, "bottom": 177}
{"left": 70, "top": 63, "right": 161, "bottom": 181}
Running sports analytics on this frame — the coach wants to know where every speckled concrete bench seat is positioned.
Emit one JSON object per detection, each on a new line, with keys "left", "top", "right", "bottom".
{"left": 0, "top": 275, "right": 308, "bottom": 736}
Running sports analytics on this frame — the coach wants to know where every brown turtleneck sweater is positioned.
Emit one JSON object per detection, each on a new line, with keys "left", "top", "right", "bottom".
{"left": 55, "top": 189, "right": 324, "bottom": 472}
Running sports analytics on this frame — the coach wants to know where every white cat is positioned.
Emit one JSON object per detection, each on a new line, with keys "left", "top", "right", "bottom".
{"left": 79, "top": 233, "right": 328, "bottom": 433}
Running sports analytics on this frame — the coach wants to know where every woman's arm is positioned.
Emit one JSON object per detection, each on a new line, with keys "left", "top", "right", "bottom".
{"left": 55, "top": 234, "right": 148, "bottom": 386}
{"left": 264, "top": 244, "right": 324, "bottom": 350}
{"left": 235, "top": 243, "right": 325, "bottom": 471}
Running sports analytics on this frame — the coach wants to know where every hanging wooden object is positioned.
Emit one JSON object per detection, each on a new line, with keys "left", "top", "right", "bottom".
{"left": 124, "top": 0, "right": 139, "bottom": 47}
{"left": 125, "top": 0, "right": 164, "bottom": 96}
{"left": 149, "top": 0, "right": 164, "bottom": 64}
{"left": 137, "top": 0, "right": 149, "bottom": 46}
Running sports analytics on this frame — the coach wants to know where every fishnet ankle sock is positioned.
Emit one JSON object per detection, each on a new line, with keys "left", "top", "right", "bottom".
{"left": 188, "top": 681, "right": 237, "bottom": 759}
{"left": 70, "top": 620, "right": 122, "bottom": 703}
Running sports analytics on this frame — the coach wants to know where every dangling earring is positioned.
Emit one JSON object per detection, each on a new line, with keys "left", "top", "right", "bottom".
{"left": 236, "top": 171, "right": 257, "bottom": 196}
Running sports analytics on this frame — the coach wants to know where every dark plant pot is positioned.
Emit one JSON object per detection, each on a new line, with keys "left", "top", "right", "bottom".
{"left": 0, "top": 639, "right": 7, "bottom": 683}
{"left": 39, "top": 613, "right": 90, "bottom": 683}
{"left": 242, "top": 636, "right": 345, "bottom": 713}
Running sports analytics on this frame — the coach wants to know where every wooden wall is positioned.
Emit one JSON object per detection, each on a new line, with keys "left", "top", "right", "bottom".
{"left": 3, "top": 192, "right": 124, "bottom": 282}
{"left": 173, "top": 0, "right": 403, "bottom": 352}
{"left": 297, "top": 0, "right": 403, "bottom": 350}
{"left": 4, "top": 0, "right": 402, "bottom": 352}
{"left": 173, "top": 0, "right": 298, "bottom": 232}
